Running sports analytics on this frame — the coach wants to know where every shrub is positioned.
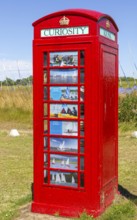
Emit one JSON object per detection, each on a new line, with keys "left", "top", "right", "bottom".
{"left": 119, "top": 93, "right": 137, "bottom": 123}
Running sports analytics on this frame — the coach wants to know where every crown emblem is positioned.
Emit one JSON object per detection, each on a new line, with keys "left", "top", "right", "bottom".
{"left": 106, "top": 20, "right": 110, "bottom": 29}
{"left": 59, "top": 16, "right": 70, "bottom": 26}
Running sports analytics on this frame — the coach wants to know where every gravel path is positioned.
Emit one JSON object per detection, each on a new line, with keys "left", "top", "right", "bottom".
{"left": 14, "top": 203, "right": 71, "bottom": 220}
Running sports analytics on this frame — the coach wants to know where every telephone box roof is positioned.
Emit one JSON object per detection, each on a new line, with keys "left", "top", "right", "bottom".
{"left": 32, "top": 8, "right": 119, "bottom": 31}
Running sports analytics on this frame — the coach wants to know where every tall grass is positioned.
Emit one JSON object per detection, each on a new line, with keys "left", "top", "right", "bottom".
{"left": 0, "top": 86, "right": 32, "bottom": 126}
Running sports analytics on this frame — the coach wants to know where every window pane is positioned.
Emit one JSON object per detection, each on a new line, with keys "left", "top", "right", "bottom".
{"left": 50, "top": 154, "right": 78, "bottom": 171}
{"left": 44, "top": 87, "right": 48, "bottom": 100}
{"left": 50, "top": 171, "right": 78, "bottom": 187}
{"left": 44, "top": 154, "right": 48, "bottom": 168}
{"left": 80, "top": 86, "right": 84, "bottom": 101}
{"left": 44, "top": 70, "right": 48, "bottom": 83}
{"left": 50, "top": 69, "right": 78, "bottom": 84}
{"left": 44, "top": 137, "right": 48, "bottom": 151}
{"left": 50, "top": 104, "right": 78, "bottom": 119}
{"left": 44, "top": 103, "right": 48, "bottom": 117}
{"left": 80, "top": 156, "right": 84, "bottom": 171}
{"left": 50, "top": 121, "right": 78, "bottom": 136}
{"left": 50, "top": 137, "right": 78, "bottom": 153}
{"left": 80, "top": 68, "right": 84, "bottom": 83}
{"left": 43, "top": 52, "right": 48, "bottom": 66}
{"left": 44, "top": 170, "right": 48, "bottom": 184}
{"left": 80, "top": 51, "right": 85, "bottom": 66}
{"left": 50, "top": 86, "right": 78, "bottom": 101}
{"left": 50, "top": 51, "right": 78, "bottom": 67}
{"left": 80, "top": 121, "right": 84, "bottom": 136}
{"left": 44, "top": 120, "right": 48, "bottom": 134}
{"left": 80, "top": 139, "right": 84, "bottom": 153}
{"left": 80, "top": 173, "right": 84, "bottom": 188}
{"left": 80, "top": 104, "right": 84, "bottom": 119}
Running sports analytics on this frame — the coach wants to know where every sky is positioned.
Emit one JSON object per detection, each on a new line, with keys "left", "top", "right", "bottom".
{"left": 0, "top": 0, "right": 137, "bottom": 80}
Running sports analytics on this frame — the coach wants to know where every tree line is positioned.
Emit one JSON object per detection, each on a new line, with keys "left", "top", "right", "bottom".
{"left": 0, "top": 75, "right": 32, "bottom": 86}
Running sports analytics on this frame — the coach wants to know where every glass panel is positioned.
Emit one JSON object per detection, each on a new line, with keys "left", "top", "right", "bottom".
{"left": 50, "top": 86, "right": 78, "bottom": 101}
{"left": 50, "top": 69, "right": 78, "bottom": 84}
{"left": 50, "top": 154, "right": 78, "bottom": 171}
{"left": 80, "top": 139, "right": 84, "bottom": 153}
{"left": 50, "top": 171, "right": 78, "bottom": 187}
{"left": 80, "top": 86, "right": 84, "bottom": 101}
{"left": 80, "top": 68, "right": 84, "bottom": 83}
{"left": 50, "top": 121, "right": 78, "bottom": 136}
{"left": 44, "top": 170, "right": 48, "bottom": 184}
{"left": 50, "top": 137, "right": 78, "bottom": 153}
{"left": 44, "top": 120, "right": 48, "bottom": 134}
{"left": 44, "top": 70, "right": 48, "bottom": 83}
{"left": 80, "top": 173, "right": 84, "bottom": 188}
{"left": 44, "top": 137, "right": 48, "bottom": 151}
{"left": 50, "top": 51, "right": 78, "bottom": 67}
{"left": 80, "top": 121, "right": 84, "bottom": 136}
{"left": 44, "top": 154, "right": 48, "bottom": 168}
{"left": 44, "top": 103, "right": 48, "bottom": 117}
{"left": 80, "top": 104, "right": 84, "bottom": 119}
{"left": 80, "top": 156, "right": 84, "bottom": 171}
{"left": 44, "top": 52, "right": 48, "bottom": 66}
{"left": 80, "top": 50, "right": 85, "bottom": 66}
{"left": 44, "top": 87, "right": 48, "bottom": 100}
{"left": 50, "top": 104, "right": 78, "bottom": 119}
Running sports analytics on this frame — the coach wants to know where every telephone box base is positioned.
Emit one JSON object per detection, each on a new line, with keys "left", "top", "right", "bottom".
{"left": 31, "top": 202, "right": 107, "bottom": 218}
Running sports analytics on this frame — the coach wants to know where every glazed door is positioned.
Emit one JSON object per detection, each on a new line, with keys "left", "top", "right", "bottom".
{"left": 33, "top": 44, "right": 91, "bottom": 192}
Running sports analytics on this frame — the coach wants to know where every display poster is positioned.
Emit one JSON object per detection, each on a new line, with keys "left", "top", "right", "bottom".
{"left": 50, "top": 137, "right": 78, "bottom": 153}
{"left": 50, "top": 51, "right": 78, "bottom": 66}
{"left": 50, "top": 171, "right": 78, "bottom": 187}
{"left": 50, "top": 121, "right": 78, "bottom": 136}
{"left": 50, "top": 86, "right": 78, "bottom": 101}
{"left": 50, "top": 104, "right": 78, "bottom": 119}
{"left": 50, "top": 69, "right": 78, "bottom": 84}
{"left": 50, "top": 154, "right": 78, "bottom": 171}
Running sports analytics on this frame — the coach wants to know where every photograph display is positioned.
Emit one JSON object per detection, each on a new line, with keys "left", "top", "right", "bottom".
{"left": 50, "top": 51, "right": 78, "bottom": 67}
{"left": 50, "top": 171, "right": 78, "bottom": 187}
{"left": 50, "top": 104, "right": 78, "bottom": 119}
{"left": 50, "top": 121, "right": 78, "bottom": 136}
{"left": 50, "top": 137, "right": 78, "bottom": 153}
{"left": 50, "top": 69, "right": 78, "bottom": 84}
{"left": 50, "top": 154, "right": 78, "bottom": 171}
{"left": 50, "top": 86, "right": 78, "bottom": 101}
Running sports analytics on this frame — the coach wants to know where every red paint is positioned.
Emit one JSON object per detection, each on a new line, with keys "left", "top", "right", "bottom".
{"left": 32, "top": 9, "right": 119, "bottom": 218}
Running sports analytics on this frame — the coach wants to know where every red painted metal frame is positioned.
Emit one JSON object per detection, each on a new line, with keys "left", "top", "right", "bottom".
{"left": 32, "top": 9, "right": 119, "bottom": 218}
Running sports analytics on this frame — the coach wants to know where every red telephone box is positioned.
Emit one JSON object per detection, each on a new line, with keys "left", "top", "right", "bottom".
{"left": 32, "top": 9, "right": 119, "bottom": 217}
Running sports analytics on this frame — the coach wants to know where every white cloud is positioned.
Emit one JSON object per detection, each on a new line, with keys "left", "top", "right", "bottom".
{"left": 0, "top": 59, "right": 32, "bottom": 81}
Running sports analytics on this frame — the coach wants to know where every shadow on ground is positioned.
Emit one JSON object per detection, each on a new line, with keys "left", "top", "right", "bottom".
{"left": 118, "top": 184, "right": 137, "bottom": 205}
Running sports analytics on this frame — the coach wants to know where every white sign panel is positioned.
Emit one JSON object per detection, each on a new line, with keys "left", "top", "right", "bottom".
{"left": 41, "top": 26, "right": 89, "bottom": 37}
{"left": 100, "top": 27, "right": 115, "bottom": 41}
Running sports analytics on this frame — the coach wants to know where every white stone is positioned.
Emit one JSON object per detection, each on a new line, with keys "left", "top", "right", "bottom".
{"left": 9, "top": 129, "right": 20, "bottom": 137}
{"left": 131, "top": 131, "right": 137, "bottom": 138}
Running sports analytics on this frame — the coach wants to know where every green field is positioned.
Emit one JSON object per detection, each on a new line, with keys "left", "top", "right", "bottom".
{"left": 0, "top": 86, "right": 137, "bottom": 220}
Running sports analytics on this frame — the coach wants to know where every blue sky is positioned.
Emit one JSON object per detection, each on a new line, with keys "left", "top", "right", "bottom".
{"left": 0, "top": 0, "right": 137, "bottom": 80}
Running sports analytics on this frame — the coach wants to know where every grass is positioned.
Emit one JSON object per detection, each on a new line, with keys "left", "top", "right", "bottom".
{"left": 0, "top": 86, "right": 137, "bottom": 219}
{"left": 0, "top": 86, "right": 32, "bottom": 126}
{"left": 0, "top": 131, "right": 33, "bottom": 220}
{"left": 0, "top": 128, "right": 136, "bottom": 220}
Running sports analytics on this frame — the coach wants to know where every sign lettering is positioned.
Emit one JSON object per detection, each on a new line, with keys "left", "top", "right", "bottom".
{"left": 41, "top": 26, "right": 89, "bottom": 37}
{"left": 100, "top": 27, "right": 115, "bottom": 41}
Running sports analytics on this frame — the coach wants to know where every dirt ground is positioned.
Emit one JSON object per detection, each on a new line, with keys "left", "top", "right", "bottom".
{"left": 14, "top": 203, "right": 70, "bottom": 220}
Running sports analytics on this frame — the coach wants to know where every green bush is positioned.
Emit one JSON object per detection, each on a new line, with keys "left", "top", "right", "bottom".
{"left": 119, "top": 93, "right": 137, "bottom": 123}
